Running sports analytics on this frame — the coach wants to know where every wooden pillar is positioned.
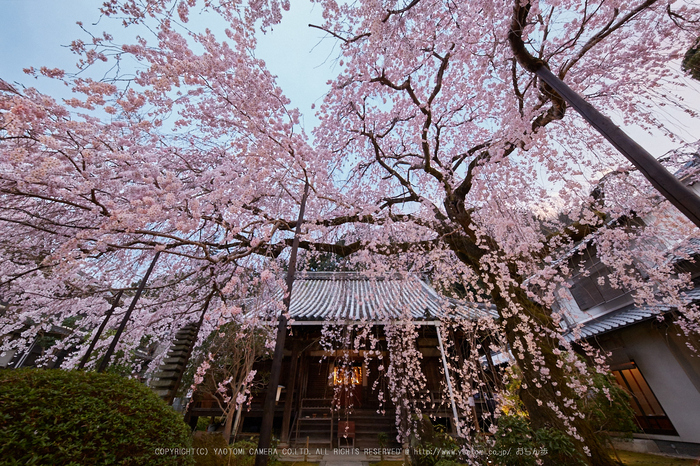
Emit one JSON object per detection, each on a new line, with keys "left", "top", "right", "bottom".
{"left": 452, "top": 328, "right": 480, "bottom": 434}
{"left": 536, "top": 65, "right": 700, "bottom": 229}
{"left": 295, "top": 347, "right": 309, "bottom": 444}
{"left": 98, "top": 251, "right": 161, "bottom": 373}
{"left": 484, "top": 337, "right": 502, "bottom": 390}
{"left": 255, "top": 181, "right": 309, "bottom": 466}
{"left": 281, "top": 342, "right": 301, "bottom": 444}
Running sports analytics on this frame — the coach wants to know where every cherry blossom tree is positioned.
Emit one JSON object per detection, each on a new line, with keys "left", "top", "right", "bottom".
{"left": 384, "top": 317, "right": 431, "bottom": 442}
{"left": 1, "top": 1, "right": 700, "bottom": 464}
{"left": 191, "top": 312, "right": 273, "bottom": 443}
{"left": 301, "top": 0, "right": 700, "bottom": 464}
{"left": 319, "top": 316, "right": 434, "bottom": 445}
{"left": 0, "top": 0, "right": 311, "bottom": 372}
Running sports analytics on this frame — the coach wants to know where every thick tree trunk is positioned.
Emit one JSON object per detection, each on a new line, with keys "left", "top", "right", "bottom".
{"left": 495, "top": 286, "right": 616, "bottom": 466}
{"left": 444, "top": 192, "right": 615, "bottom": 466}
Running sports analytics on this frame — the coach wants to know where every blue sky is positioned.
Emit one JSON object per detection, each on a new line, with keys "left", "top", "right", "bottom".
{"left": 0, "top": 1, "right": 100, "bottom": 88}
{"left": 1, "top": 1, "right": 699, "bottom": 154}
{"left": 0, "top": 0, "right": 337, "bottom": 133}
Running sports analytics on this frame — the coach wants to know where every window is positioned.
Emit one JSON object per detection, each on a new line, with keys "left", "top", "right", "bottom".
{"left": 569, "top": 265, "right": 627, "bottom": 312}
{"left": 612, "top": 362, "right": 677, "bottom": 436}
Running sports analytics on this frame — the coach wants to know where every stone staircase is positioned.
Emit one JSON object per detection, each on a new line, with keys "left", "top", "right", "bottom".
{"left": 294, "top": 407, "right": 400, "bottom": 449}
{"left": 151, "top": 322, "right": 200, "bottom": 404}
{"left": 341, "top": 409, "right": 400, "bottom": 448}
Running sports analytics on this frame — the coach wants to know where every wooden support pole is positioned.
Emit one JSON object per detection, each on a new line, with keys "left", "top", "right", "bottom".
{"left": 97, "top": 251, "right": 161, "bottom": 373}
{"left": 280, "top": 342, "right": 301, "bottom": 444}
{"left": 78, "top": 289, "right": 124, "bottom": 370}
{"left": 232, "top": 402, "right": 244, "bottom": 442}
{"left": 484, "top": 338, "right": 503, "bottom": 390}
{"left": 509, "top": 2, "right": 700, "bottom": 229}
{"left": 536, "top": 66, "right": 700, "bottom": 229}
{"left": 255, "top": 181, "right": 310, "bottom": 466}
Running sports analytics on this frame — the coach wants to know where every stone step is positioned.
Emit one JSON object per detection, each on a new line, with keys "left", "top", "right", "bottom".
{"left": 174, "top": 334, "right": 196, "bottom": 342}
{"left": 331, "top": 419, "right": 394, "bottom": 426}
{"left": 172, "top": 340, "right": 192, "bottom": 347}
{"left": 151, "top": 323, "right": 201, "bottom": 401}
{"left": 169, "top": 344, "right": 191, "bottom": 352}
{"left": 153, "top": 388, "right": 172, "bottom": 398}
{"left": 151, "top": 378, "right": 177, "bottom": 388}
{"left": 293, "top": 436, "right": 333, "bottom": 446}
{"left": 297, "top": 428, "right": 335, "bottom": 435}
{"left": 350, "top": 423, "right": 394, "bottom": 431}
{"left": 173, "top": 340, "right": 194, "bottom": 347}
{"left": 173, "top": 337, "right": 195, "bottom": 347}
{"left": 154, "top": 370, "right": 180, "bottom": 380}
{"left": 162, "top": 357, "right": 186, "bottom": 364}
{"left": 160, "top": 362, "right": 185, "bottom": 372}
{"left": 295, "top": 428, "right": 397, "bottom": 436}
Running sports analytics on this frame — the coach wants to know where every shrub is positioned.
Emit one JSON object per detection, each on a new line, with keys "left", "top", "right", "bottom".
{"left": 0, "top": 368, "right": 194, "bottom": 465}
{"left": 490, "top": 359, "right": 638, "bottom": 464}
{"left": 486, "top": 415, "right": 585, "bottom": 466}
{"left": 191, "top": 433, "right": 230, "bottom": 466}
{"left": 584, "top": 371, "right": 639, "bottom": 439}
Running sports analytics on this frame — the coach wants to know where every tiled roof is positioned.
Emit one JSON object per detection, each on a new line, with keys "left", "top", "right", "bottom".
{"left": 564, "top": 304, "right": 668, "bottom": 341}
{"left": 682, "top": 286, "right": 700, "bottom": 302}
{"left": 248, "top": 271, "right": 496, "bottom": 323}
{"left": 566, "top": 282, "right": 700, "bottom": 341}
{"left": 668, "top": 237, "right": 700, "bottom": 264}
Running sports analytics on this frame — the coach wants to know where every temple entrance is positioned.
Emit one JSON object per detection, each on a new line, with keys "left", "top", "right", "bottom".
{"left": 332, "top": 361, "right": 363, "bottom": 409}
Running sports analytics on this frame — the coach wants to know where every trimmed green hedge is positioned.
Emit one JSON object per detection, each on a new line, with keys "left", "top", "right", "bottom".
{"left": 0, "top": 368, "right": 194, "bottom": 466}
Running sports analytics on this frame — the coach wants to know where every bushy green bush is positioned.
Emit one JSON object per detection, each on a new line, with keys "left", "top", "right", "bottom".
{"left": 225, "top": 438, "right": 258, "bottom": 466}
{"left": 486, "top": 415, "right": 585, "bottom": 466}
{"left": 490, "top": 360, "right": 637, "bottom": 465}
{"left": 484, "top": 367, "right": 636, "bottom": 465}
{"left": 191, "top": 433, "right": 230, "bottom": 466}
{"left": 0, "top": 368, "right": 194, "bottom": 465}
{"left": 584, "top": 371, "right": 639, "bottom": 438}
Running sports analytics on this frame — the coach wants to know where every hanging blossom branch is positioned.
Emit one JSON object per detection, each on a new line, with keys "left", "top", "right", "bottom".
{"left": 384, "top": 312, "right": 429, "bottom": 443}
{"left": 437, "top": 316, "right": 508, "bottom": 439}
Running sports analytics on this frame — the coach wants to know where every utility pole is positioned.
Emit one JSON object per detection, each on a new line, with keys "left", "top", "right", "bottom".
{"left": 255, "top": 181, "right": 310, "bottom": 466}
{"left": 509, "top": 3, "right": 700, "bottom": 229}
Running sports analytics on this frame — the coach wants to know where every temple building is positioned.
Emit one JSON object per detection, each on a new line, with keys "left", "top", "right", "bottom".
{"left": 180, "top": 271, "right": 499, "bottom": 448}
